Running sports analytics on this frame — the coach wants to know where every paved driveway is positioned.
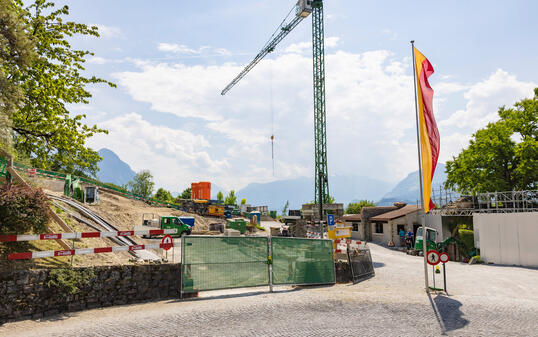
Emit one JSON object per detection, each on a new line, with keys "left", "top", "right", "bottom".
{"left": 1, "top": 243, "right": 537, "bottom": 336}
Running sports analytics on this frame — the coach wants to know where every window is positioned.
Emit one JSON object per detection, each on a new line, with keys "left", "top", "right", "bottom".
{"left": 427, "top": 229, "right": 437, "bottom": 242}
{"left": 352, "top": 222, "right": 359, "bottom": 231}
{"left": 375, "top": 223, "right": 384, "bottom": 234}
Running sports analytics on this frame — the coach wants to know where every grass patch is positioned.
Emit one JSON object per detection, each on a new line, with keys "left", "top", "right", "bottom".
{"left": 47, "top": 268, "right": 95, "bottom": 294}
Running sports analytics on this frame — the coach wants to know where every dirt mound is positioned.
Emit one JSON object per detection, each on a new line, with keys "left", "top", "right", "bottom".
{"left": 87, "top": 190, "right": 217, "bottom": 231}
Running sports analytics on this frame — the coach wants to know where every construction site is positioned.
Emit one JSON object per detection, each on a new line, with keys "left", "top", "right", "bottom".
{"left": 1, "top": 0, "right": 537, "bottom": 335}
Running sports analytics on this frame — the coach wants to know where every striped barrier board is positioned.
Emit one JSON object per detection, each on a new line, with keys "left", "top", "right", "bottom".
{"left": 333, "top": 239, "right": 364, "bottom": 253}
{"left": 0, "top": 228, "right": 178, "bottom": 242}
{"left": 8, "top": 242, "right": 174, "bottom": 260}
{"left": 306, "top": 231, "right": 328, "bottom": 239}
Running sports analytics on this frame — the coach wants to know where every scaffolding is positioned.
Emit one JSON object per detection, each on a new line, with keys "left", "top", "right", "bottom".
{"left": 430, "top": 190, "right": 538, "bottom": 216}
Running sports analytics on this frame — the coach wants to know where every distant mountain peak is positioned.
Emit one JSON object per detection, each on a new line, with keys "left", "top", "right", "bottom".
{"left": 377, "top": 163, "right": 447, "bottom": 206}
{"left": 97, "top": 148, "right": 136, "bottom": 186}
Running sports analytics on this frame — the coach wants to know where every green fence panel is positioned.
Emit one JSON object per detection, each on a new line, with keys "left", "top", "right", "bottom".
{"left": 0, "top": 156, "right": 7, "bottom": 178}
{"left": 182, "top": 236, "right": 269, "bottom": 292}
{"left": 271, "top": 237, "right": 335, "bottom": 285}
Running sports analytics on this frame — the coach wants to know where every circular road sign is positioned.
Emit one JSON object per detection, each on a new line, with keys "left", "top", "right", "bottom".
{"left": 161, "top": 234, "right": 173, "bottom": 251}
{"left": 426, "top": 250, "right": 441, "bottom": 266}
{"left": 439, "top": 252, "right": 450, "bottom": 264}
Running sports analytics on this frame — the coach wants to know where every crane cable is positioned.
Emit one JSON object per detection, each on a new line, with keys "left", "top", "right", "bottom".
{"left": 270, "top": 62, "right": 275, "bottom": 176}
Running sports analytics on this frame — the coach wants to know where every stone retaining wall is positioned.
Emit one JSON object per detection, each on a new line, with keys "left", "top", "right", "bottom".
{"left": 0, "top": 263, "right": 181, "bottom": 323}
{"left": 1, "top": 262, "right": 352, "bottom": 324}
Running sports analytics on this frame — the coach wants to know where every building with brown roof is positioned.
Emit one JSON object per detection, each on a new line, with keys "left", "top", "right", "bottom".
{"left": 369, "top": 204, "right": 423, "bottom": 247}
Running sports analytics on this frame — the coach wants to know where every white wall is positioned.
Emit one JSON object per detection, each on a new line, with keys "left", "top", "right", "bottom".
{"left": 474, "top": 213, "right": 538, "bottom": 267}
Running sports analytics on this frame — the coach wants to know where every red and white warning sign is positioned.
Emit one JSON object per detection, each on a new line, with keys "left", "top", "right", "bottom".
{"left": 426, "top": 250, "right": 440, "bottom": 265}
{"left": 439, "top": 252, "right": 450, "bottom": 263}
{"left": 161, "top": 235, "right": 173, "bottom": 251}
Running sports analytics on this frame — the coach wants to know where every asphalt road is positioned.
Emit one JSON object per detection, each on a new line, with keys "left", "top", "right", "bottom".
{"left": 2, "top": 243, "right": 537, "bottom": 336}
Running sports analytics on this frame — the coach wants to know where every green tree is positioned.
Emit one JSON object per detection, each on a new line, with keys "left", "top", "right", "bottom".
{"left": 445, "top": 89, "right": 538, "bottom": 193}
{"left": 154, "top": 188, "right": 173, "bottom": 203}
{"left": 224, "top": 190, "right": 237, "bottom": 205}
{"left": 127, "top": 170, "right": 154, "bottom": 198}
{"left": 0, "top": 184, "right": 51, "bottom": 233}
{"left": 216, "top": 191, "right": 223, "bottom": 201}
{"left": 10, "top": 0, "right": 115, "bottom": 177}
{"left": 180, "top": 187, "right": 191, "bottom": 199}
{"left": 281, "top": 200, "right": 289, "bottom": 216}
{"left": 0, "top": 0, "right": 35, "bottom": 151}
{"left": 345, "top": 200, "right": 375, "bottom": 214}
{"left": 240, "top": 198, "right": 246, "bottom": 205}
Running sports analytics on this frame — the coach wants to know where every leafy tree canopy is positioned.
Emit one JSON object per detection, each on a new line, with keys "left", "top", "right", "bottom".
{"left": 281, "top": 200, "right": 289, "bottom": 216}
{"left": 216, "top": 191, "right": 223, "bottom": 201}
{"left": 154, "top": 188, "right": 173, "bottom": 203}
{"left": 240, "top": 198, "right": 246, "bottom": 205}
{"left": 345, "top": 200, "right": 375, "bottom": 214}
{"left": 9, "top": 0, "right": 115, "bottom": 177}
{"left": 445, "top": 88, "right": 537, "bottom": 193}
{"left": 0, "top": 0, "right": 35, "bottom": 150}
{"left": 180, "top": 187, "right": 191, "bottom": 199}
{"left": 127, "top": 170, "right": 154, "bottom": 198}
{"left": 224, "top": 190, "right": 237, "bottom": 205}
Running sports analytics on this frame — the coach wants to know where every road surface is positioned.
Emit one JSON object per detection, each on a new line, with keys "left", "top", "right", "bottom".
{"left": 1, "top": 243, "right": 537, "bottom": 336}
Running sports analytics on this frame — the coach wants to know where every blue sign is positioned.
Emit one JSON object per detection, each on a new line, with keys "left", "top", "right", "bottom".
{"left": 327, "top": 214, "right": 335, "bottom": 227}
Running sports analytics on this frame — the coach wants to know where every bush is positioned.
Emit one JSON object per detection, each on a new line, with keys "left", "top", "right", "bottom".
{"left": 458, "top": 229, "right": 474, "bottom": 249}
{"left": 47, "top": 268, "right": 95, "bottom": 295}
{"left": 0, "top": 184, "right": 51, "bottom": 234}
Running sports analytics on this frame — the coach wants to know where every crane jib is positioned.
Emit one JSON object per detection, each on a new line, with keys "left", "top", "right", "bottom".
{"left": 220, "top": 11, "right": 305, "bottom": 96}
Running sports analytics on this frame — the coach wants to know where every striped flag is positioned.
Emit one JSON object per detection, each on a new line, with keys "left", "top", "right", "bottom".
{"left": 414, "top": 47, "right": 440, "bottom": 213}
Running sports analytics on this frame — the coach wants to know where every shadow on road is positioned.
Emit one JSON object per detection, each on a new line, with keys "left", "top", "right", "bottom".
{"left": 172, "top": 287, "right": 303, "bottom": 303}
{"left": 372, "top": 262, "right": 385, "bottom": 268}
{"left": 427, "top": 293, "right": 469, "bottom": 335}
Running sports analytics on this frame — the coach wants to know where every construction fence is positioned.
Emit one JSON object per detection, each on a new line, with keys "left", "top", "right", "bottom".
{"left": 181, "top": 236, "right": 335, "bottom": 295}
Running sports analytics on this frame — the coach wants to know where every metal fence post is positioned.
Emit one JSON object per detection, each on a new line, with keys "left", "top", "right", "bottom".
{"left": 268, "top": 233, "right": 273, "bottom": 293}
{"left": 180, "top": 236, "right": 184, "bottom": 299}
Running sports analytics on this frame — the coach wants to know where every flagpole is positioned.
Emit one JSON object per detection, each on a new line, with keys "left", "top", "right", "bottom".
{"left": 411, "top": 40, "right": 429, "bottom": 292}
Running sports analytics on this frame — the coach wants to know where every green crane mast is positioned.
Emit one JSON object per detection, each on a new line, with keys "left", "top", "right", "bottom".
{"left": 221, "top": 0, "right": 330, "bottom": 213}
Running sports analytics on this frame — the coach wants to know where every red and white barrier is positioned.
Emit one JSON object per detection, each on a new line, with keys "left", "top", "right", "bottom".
{"left": 8, "top": 242, "right": 174, "bottom": 260}
{"left": 333, "top": 239, "right": 365, "bottom": 253}
{"left": 0, "top": 228, "right": 177, "bottom": 242}
{"left": 306, "top": 230, "right": 328, "bottom": 239}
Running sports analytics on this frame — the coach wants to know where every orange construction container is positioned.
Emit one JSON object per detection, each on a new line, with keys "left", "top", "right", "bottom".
{"left": 191, "top": 182, "right": 211, "bottom": 200}
{"left": 199, "top": 181, "right": 211, "bottom": 200}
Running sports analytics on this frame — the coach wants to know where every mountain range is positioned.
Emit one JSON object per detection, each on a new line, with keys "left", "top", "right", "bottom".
{"left": 376, "top": 163, "right": 448, "bottom": 206}
{"left": 96, "top": 148, "right": 448, "bottom": 209}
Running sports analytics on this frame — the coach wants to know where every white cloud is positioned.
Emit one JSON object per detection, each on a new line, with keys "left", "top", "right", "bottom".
{"left": 439, "top": 69, "right": 536, "bottom": 130}
{"left": 87, "top": 56, "right": 108, "bottom": 64}
{"left": 157, "top": 43, "right": 231, "bottom": 56}
{"left": 92, "top": 24, "right": 123, "bottom": 39}
{"left": 284, "top": 36, "right": 339, "bottom": 54}
{"left": 88, "top": 113, "right": 228, "bottom": 189}
{"left": 108, "top": 44, "right": 537, "bottom": 188}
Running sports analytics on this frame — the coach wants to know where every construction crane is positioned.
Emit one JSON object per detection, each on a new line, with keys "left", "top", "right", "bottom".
{"left": 221, "top": 0, "right": 330, "bottom": 216}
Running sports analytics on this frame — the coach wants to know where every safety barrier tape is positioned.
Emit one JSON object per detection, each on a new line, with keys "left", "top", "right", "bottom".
{"left": 8, "top": 243, "right": 174, "bottom": 260}
{"left": 0, "top": 228, "right": 177, "bottom": 242}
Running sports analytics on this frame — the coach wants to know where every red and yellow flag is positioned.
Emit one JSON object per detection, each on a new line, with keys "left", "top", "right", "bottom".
{"left": 414, "top": 47, "right": 440, "bottom": 213}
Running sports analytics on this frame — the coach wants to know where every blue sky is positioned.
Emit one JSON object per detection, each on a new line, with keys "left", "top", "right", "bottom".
{"left": 58, "top": 0, "right": 537, "bottom": 192}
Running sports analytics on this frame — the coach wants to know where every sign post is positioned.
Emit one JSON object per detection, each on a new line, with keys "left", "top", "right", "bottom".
{"left": 162, "top": 234, "right": 173, "bottom": 261}
{"left": 426, "top": 250, "right": 440, "bottom": 291}
{"left": 439, "top": 252, "right": 450, "bottom": 293}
